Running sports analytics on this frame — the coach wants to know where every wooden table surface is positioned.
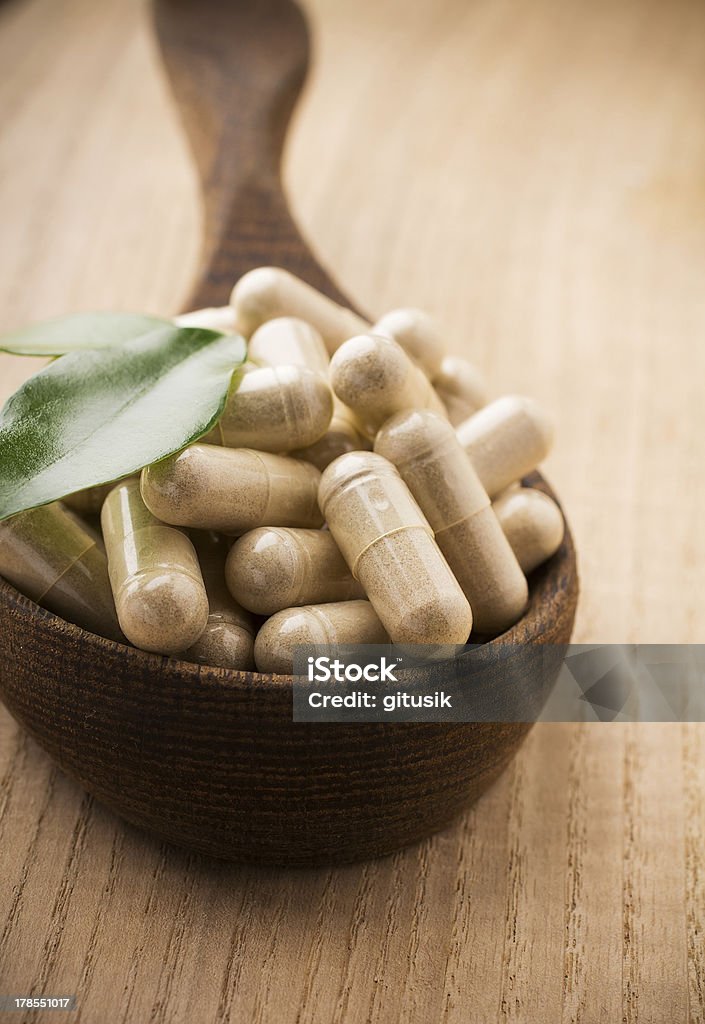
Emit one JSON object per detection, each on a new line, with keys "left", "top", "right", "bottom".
{"left": 1, "top": 0, "right": 704, "bottom": 1020}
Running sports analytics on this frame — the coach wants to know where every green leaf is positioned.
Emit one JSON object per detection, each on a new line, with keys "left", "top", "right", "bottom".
{"left": 0, "top": 312, "right": 172, "bottom": 356}
{"left": 0, "top": 325, "right": 246, "bottom": 521}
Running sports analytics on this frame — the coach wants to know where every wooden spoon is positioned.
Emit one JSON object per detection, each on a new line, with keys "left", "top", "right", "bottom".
{"left": 153, "top": 0, "right": 352, "bottom": 310}
{"left": 0, "top": 0, "right": 578, "bottom": 865}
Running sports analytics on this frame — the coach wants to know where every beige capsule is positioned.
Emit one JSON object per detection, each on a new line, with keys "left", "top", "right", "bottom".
{"left": 247, "top": 317, "right": 371, "bottom": 468}
{"left": 456, "top": 395, "right": 554, "bottom": 498}
{"left": 182, "top": 532, "right": 256, "bottom": 670}
{"left": 254, "top": 599, "right": 388, "bottom": 675}
{"left": 248, "top": 316, "right": 330, "bottom": 373}
{"left": 291, "top": 406, "right": 371, "bottom": 471}
{"left": 372, "top": 307, "right": 446, "bottom": 379}
{"left": 209, "top": 364, "right": 333, "bottom": 453}
{"left": 319, "top": 452, "right": 472, "bottom": 645}
{"left": 230, "top": 266, "right": 369, "bottom": 353}
{"left": 375, "top": 410, "right": 527, "bottom": 636}
{"left": 141, "top": 444, "right": 323, "bottom": 534}
{"left": 101, "top": 480, "right": 209, "bottom": 655}
{"left": 63, "top": 481, "right": 118, "bottom": 516}
{"left": 330, "top": 333, "right": 448, "bottom": 438}
{"left": 201, "top": 362, "right": 257, "bottom": 446}
{"left": 433, "top": 356, "right": 488, "bottom": 426}
{"left": 493, "top": 487, "right": 565, "bottom": 574}
{"left": 174, "top": 306, "right": 238, "bottom": 333}
{"left": 0, "top": 502, "right": 123, "bottom": 641}
{"left": 226, "top": 527, "right": 363, "bottom": 615}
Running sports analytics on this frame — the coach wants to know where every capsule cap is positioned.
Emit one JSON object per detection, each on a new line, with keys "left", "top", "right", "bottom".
{"left": 226, "top": 528, "right": 306, "bottom": 613}
{"left": 330, "top": 334, "right": 411, "bottom": 405}
{"left": 117, "top": 570, "right": 210, "bottom": 655}
{"left": 318, "top": 450, "right": 401, "bottom": 515}
{"left": 457, "top": 394, "right": 554, "bottom": 452}
{"left": 374, "top": 408, "right": 458, "bottom": 468}
{"left": 248, "top": 317, "right": 329, "bottom": 375}
{"left": 373, "top": 308, "right": 445, "bottom": 378}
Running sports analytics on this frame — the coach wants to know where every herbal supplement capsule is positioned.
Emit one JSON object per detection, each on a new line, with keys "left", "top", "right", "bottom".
{"left": 375, "top": 411, "right": 527, "bottom": 635}
{"left": 63, "top": 481, "right": 117, "bottom": 516}
{"left": 0, "top": 502, "right": 123, "bottom": 641}
{"left": 174, "top": 306, "right": 237, "bottom": 333}
{"left": 372, "top": 308, "right": 445, "bottom": 379}
{"left": 230, "top": 266, "right": 369, "bottom": 352}
{"left": 247, "top": 317, "right": 370, "bottom": 468}
{"left": 226, "top": 527, "right": 364, "bottom": 615}
{"left": 141, "top": 444, "right": 323, "bottom": 533}
{"left": 319, "top": 452, "right": 472, "bottom": 645}
{"left": 201, "top": 362, "right": 258, "bottom": 446}
{"left": 433, "top": 356, "right": 488, "bottom": 426}
{"left": 493, "top": 487, "right": 565, "bottom": 574}
{"left": 330, "top": 333, "right": 448, "bottom": 437}
{"left": 248, "top": 316, "right": 330, "bottom": 374}
{"left": 254, "top": 599, "right": 388, "bottom": 675}
{"left": 456, "top": 395, "right": 554, "bottom": 498}
{"left": 183, "top": 532, "right": 256, "bottom": 670}
{"left": 101, "top": 480, "right": 209, "bottom": 655}
{"left": 291, "top": 402, "right": 372, "bottom": 471}
{"left": 209, "top": 364, "right": 333, "bottom": 453}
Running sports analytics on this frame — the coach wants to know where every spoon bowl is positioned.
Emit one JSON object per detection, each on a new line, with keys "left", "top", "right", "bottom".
{"left": 0, "top": 473, "right": 577, "bottom": 866}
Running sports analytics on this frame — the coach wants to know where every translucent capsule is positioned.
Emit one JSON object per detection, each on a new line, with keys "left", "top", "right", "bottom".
{"left": 63, "top": 481, "right": 118, "bottom": 516}
{"left": 174, "top": 306, "right": 237, "bottom": 333}
{"left": 209, "top": 364, "right": 333, "bottom": 453}
{"left": 375, "top": 411, "right": 527, "bottom": 636}
{"left": 230, "top": 266, "right": 368, "bottom": 353}
{"left": 254, "top": 599, "right": 388, "bottom": 675}
{"left": 319, "top": 452, "right": 472, "bottom": 645}
{"left": 372, "top": 308, "right": 446, "bottom": 378}
{"left": 183, "top": 532, "right": 256, "bottom": 670}
{"left": 0, "top": 502, "right": 123, "bottom": 641}
{"left": 456, "top": 395, "right": 554, "bottom": 498}
{"left": 226, "top": 527, "right": 363, "bottom": 615}
{"left": 248, "top": 316, "right": 330, "bottom": 374}
{"left": 291, "top": 403, "right": 371, "bottom": 471}
{"left": 101, "top": 480, "right": 209, "bottom": 655}
{"left": 141, "top": 444, "right": 323, "bottom": 534}
{"left": 493, "top": 487, "right": 565, "bottom": 574}
{"left": 433, "top": 356, "right": 488, "bottom": 426}
{"left": 330, "top": 333, "right": 448, "bottom": 437}
{"left": 201, "top": 362, "right": 257, "bottom": 446}
{"left": 246, "top": 317, "right": 370, "bottom": 468}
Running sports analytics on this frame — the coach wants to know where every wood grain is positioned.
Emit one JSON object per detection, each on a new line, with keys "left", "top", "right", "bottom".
{"left": 152, "top": 0, "right": 355, "bottom": 310}
{"left": 0, "top": 0, "right": 704, "bottom": 1020}
{"left": 0, "top": 548, "right": 576, "bottom": 865}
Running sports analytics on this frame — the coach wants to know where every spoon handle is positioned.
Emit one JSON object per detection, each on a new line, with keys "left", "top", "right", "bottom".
{"left": 153, "top": 0, "right": 354, "bottom": 311}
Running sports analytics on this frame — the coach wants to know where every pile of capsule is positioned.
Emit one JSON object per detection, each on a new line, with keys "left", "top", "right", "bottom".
{"left": 0, "top": 267, "right": 565, "bottom": 674}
